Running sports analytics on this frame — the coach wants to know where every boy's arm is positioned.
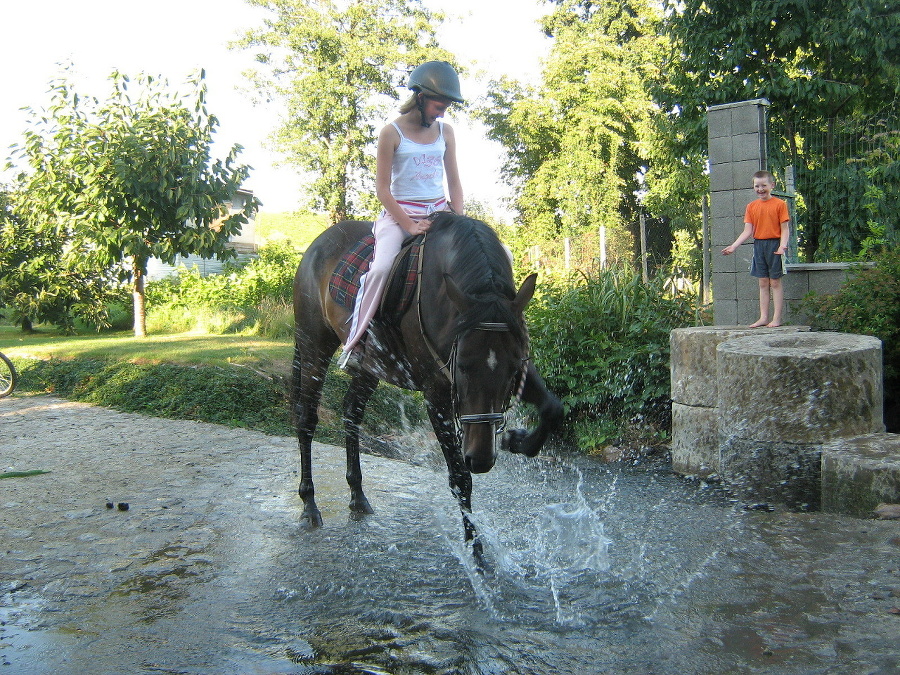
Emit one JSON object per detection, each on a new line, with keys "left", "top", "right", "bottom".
{"left": 775, "top": 219, "right": 790, "bottom": 255}
{"left": 722, "top": 222, "right": 753, "bottom": 255}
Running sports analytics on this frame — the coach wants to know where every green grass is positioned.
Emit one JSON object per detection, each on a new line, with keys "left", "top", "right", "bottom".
{"left": 0, "top": 326, "right": 292, "bottom": 377}
{"left": 0, "top": 324, "right": 427, "bottom": 443}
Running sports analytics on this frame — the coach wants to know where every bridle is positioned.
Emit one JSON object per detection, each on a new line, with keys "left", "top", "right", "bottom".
{"left": 413, "top": 239, "right": 530, "bottom": 439}
{"left": 449, "top": 322, "right": 530, "bottom": 439}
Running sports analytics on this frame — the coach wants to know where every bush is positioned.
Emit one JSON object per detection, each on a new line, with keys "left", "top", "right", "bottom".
{"left": 798, "top": 248, "right": 900, "bottom": 430}
{"left": 146, "top": 241, "right": 302, "bottom": 337}
{"left": 526, "top": 265, "right": 700, "bottom": 449}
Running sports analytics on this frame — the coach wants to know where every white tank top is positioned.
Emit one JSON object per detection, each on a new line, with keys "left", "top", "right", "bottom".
{"left": 389, "top": 121, "right": 446, "bottom": 201}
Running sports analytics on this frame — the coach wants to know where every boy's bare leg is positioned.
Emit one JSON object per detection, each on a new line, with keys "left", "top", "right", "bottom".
{"left": 750, "top": 278, "right": 770, "bottom": 327}
{"left": 767, "top": 277, "right": 784, "bottom": 327}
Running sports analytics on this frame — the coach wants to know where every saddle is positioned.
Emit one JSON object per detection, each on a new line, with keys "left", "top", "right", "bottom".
{"left": 328, "top": 233, "right": 424, "bottom": 321}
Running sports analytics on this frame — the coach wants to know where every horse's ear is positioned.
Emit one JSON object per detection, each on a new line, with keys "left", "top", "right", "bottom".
{"left": 513, "top": 273, "right": 538, "bottom": 314}
{"left": 444, "top": 274, "right": 470, "bottom": 312}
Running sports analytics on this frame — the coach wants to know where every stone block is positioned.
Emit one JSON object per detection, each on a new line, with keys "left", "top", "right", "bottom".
{"left": 717, "top": 332, "right": 884, "bottom": 444}
{"left": 671, "top": 402, "right": 719, "bottom": 475}
{"left": 714, "top": 300, "right": 738, "bottom": 326}
{"left": 712, "top": 273, "right": 738, "bottom": 307}
{"left": 731, "top": 103, "right": 766, "bottom": 135}
{"left": 781, "top": 272, "right": 809, "bottom": 301}
{"left": 821, "top": 433, "right": 900, "bottom": 516}
{"left": 707, "top": 108, "right": 732, "bottom": 139}
{"left": 670, "top": 325, "right": 808, "bottom": 407}
{"left": 708, "top": 135, "right": 732, "bottom": 165}
{"left": 709, "top": 190, "right": 733, "bottom": 221}
{"left": 710, "top": 166, "right": 733, "bottom": 193}
{"left": 732, "top": 133, "right": 764, "bottom": 162}
{"left": 719, "top": 437, "right": 822, "bottom": 509}
{"left": 711, "top": 217, "right": 740, "bottom": 248}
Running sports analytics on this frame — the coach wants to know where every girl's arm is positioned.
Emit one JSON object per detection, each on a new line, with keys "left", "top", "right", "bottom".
{"left": 375, "top": 124, "right": 426, "bottom": 235}
{"left": 442, "top": 123, "right": 464, "bottom": 215}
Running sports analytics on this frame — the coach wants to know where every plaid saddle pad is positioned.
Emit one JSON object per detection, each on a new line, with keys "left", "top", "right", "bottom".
{"left": 328, "top": 234, "right": 423, "bottom": 319}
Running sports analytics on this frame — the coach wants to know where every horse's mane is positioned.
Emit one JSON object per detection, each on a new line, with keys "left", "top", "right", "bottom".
{"left": 428, "top": 212, "right": 526, "bottom": 342}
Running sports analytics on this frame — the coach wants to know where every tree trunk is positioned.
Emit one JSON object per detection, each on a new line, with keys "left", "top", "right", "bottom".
{"left": 132, "top": 257, "right": 147, "bottom": 338}
{"left": 21, "top": 317, "right": 33, "bottom": 333}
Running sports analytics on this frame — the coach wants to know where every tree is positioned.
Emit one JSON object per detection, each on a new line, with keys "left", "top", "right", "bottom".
{"left": 477, "top": 0, "right": 667, "bottom": 263}
{"left": 234, "top": 0, "right": 453, "bottom": 223}
{"left": 0, "top": 185, "right": 121, "bottom": 332}
{"left": 657, "top": 0, "right": 900, "bottom": 259}
{"left": 9, "top": 69, "right": 258, "bottom": 337}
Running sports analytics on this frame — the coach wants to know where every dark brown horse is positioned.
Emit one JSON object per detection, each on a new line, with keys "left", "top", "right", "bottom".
{"left": 291, "top": 212, "right": 562, "bottom": 554}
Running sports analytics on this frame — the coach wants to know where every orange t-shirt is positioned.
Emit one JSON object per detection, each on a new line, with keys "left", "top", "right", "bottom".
{"left": 744, "top": 197, "right": 789, "bottom": 240}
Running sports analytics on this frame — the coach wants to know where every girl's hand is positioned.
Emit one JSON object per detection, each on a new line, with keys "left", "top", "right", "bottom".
{"left": 407, "top": 218, "right": 431, "bottom": 236}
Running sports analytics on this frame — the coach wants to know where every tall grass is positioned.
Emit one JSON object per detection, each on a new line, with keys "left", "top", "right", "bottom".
{"left": 527, "top": 264, "right": 702, "bottom": 450}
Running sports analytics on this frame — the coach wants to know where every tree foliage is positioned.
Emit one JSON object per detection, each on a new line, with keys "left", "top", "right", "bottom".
{"left": 477, "top": 0, "right": 667, "bottom": 262}
{"left": 658, "top": 0, "right": 900, "bottom": 260}
{"left": 8, "top": 69, "right": 258, "bottom": 336}
{"left": 0, "top": 186, "right": 120, "bottom": 332}
{"left": 235, "top": 0, "right": 454, "bottom": 223}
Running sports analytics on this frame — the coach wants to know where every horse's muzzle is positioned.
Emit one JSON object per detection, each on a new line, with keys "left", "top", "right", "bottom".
{"left": 462, "top": 423, "right": 497, "bottom": 473}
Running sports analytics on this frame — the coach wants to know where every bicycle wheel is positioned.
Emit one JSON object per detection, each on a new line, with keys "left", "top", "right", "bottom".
{"left": 0, "top": 352, "right": 16, "bottom": 398}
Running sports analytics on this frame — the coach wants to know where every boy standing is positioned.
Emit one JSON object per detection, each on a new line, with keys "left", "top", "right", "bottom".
{"left": 721, "top": 170, "right": 790, "bottom": 327}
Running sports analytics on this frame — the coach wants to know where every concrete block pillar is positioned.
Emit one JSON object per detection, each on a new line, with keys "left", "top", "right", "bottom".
{"left": 707, "top": 99, "right": 771, "bottom": 326}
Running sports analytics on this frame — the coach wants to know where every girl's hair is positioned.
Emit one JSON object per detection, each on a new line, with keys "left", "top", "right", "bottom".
{"left": 398, "top": 91, "right": 453, "bottom": 114}
{"left": 399, "top": 93, "right": 419, "bottom": 114}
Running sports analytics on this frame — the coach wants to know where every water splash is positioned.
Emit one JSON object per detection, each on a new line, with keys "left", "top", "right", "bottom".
{"left": 440, "top": 464, "right": 612, "bottom": 626}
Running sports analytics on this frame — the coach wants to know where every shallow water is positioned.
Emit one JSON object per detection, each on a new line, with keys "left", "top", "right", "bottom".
{"left": 1, "top": 397, "right": 898, "bottom": 674}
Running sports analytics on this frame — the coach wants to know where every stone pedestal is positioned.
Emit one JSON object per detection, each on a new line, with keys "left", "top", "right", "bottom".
{"left": 821, "top": 434, "right": 900, "bottom": 516}
{"left": 717, "top": 332, "right": 884, "bottom": 508}
{"left": 669, "top": 325, "right": 808, "bottom": 476}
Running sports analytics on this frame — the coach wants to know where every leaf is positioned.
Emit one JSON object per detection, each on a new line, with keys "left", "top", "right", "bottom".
{"left": 0, "top": 470, "right": 51, "bottom": 479}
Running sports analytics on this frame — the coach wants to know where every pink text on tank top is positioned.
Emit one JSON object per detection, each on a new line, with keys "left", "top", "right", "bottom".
{"left": 390, "top": 122, "right": 446, "bottom": 201}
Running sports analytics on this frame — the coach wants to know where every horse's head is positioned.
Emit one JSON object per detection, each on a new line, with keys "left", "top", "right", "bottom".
{"left": 446, "top": 273, "right": 537, "bottom": 473}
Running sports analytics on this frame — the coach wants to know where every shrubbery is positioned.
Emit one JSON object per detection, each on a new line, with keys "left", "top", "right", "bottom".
{"left": 526, "top": 265, "right": 701, "bottom": 450}
{"left": 799, "top": 248, "right": 900, "bottom": 430}
{"left": 11, "top": 356, "right": 426, "bottom": 443}
{"left": 146, "top": 241, "right": 302, "bottom": 337}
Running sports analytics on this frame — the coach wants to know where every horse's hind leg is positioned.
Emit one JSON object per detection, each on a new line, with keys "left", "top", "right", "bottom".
{"left": 293, "top": 337, "right": 335, "bottom": 529}
{"left": 343, "top": 371, "right": 379, "bottom": 516}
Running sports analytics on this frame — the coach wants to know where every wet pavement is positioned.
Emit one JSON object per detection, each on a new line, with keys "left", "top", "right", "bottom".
{"left": 1, "top": 395, "right": 899, "bottom": 674}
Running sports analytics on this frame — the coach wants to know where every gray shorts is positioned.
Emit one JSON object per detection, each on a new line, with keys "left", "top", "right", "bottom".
{"left": 751, "top": 239, "right": 786, "bottom": 279}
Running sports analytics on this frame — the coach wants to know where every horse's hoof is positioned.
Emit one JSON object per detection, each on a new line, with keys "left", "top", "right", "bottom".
{"left": 300, "top": 510, "right": 324, "bottom": 530}
{"left": 349, "top": 497, "right": 375, "bottom": 516}
{"left": 502, "top": 429, "right": 528, "bottom": 455}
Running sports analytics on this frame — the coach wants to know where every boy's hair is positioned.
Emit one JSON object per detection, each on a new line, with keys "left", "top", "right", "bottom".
{"left": 752, "top": 170, "right": 776, "bottom": 184}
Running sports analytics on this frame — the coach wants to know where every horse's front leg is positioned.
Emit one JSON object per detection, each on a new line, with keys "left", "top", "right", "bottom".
{"left": 343, "top": 370, "right": 379, "bottom": 517}
{"left": 425, "top": 394, "right": 483, "bottom": 563}
{"left": 503, "top": 362, "right": 563, "bottom": 458}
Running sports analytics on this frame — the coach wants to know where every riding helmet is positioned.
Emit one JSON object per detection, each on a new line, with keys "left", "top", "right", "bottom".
{"left": 407, "top": 61, "right": 464, "bottom": 103}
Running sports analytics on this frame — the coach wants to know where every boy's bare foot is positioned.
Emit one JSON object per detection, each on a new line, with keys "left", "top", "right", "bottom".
{"left": 749, "top": 320, "right": 768, "bottom": 328}
{"left": 766, "top": 321, "right": 782, "bottom": 328}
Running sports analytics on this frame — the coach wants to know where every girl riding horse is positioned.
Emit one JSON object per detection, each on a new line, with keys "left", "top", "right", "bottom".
{"left": 338, "top": 60, "right": 465, "bottom": 370}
